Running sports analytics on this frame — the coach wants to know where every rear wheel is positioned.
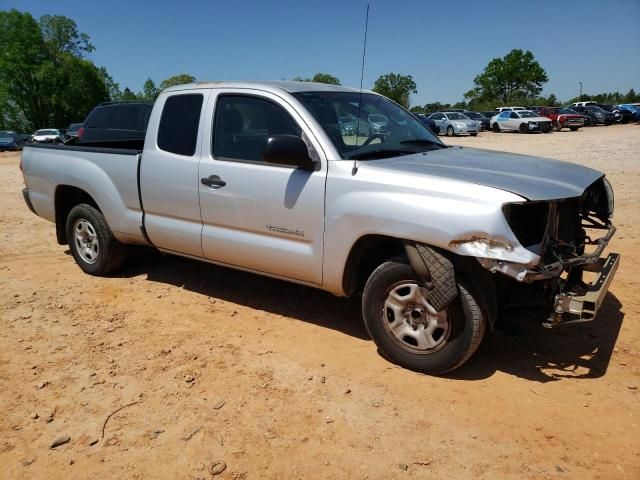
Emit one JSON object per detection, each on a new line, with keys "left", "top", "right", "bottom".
{"left": 362, "top": 259, "right": 486, "bottom": 374}
{"left": 470, "top": 133, "right": 478, "bottom": 137}
{"left": 446, "top": 126, "right": 454, "bottom": 137}
{"left": 66, "top": 204, "right": 126, "bottom": 276}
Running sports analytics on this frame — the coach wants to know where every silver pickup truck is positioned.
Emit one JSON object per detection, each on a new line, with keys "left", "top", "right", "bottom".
{"left": 20, "top": 81, "right": 619, "bottom": 374}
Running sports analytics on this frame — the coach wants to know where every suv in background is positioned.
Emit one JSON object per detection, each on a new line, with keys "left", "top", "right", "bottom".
{"left": 78, "top": 101, "right": 153, "bottom": 148}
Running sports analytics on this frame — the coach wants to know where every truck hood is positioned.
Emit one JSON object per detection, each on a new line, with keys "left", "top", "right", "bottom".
{"left": 367, "top": 146, "right": 604, "bottom": 201}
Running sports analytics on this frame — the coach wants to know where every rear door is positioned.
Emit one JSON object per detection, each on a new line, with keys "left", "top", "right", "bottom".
{"left": 140, "top": 90, "right": 210, "bottom": 257}
{"left": 197, "top": 89, "right": 327, "bottom": 285}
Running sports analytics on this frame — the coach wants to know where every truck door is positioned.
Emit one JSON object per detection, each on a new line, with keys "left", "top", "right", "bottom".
{"left": 140, "top": 90, "right": 210, "bottom": 257}
{"left": 198, "top": 90, "right": 327, "bottom": 285}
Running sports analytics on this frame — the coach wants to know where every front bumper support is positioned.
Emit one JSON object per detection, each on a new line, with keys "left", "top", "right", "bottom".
{"left": 543, "top": 252, "right": 620, "bottom": 327}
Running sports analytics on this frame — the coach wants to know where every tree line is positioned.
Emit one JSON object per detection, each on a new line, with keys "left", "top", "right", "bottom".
{"left": 2, "top": 9, "right": 638, "bottom": 132}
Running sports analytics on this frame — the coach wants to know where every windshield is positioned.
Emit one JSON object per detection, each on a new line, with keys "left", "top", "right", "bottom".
{"left": 36, "top": 129, "right": 58, "bottom": 135}
{"left": 518, "top": 111, "right": 538, "bottom": 118}
{"left": 0, "top": 133, "right": 15, "bottom": 141}
{"left": 445, "top": 112, "right": 468, "bottom": 120}
{"left": 463, "top": 112, "right": 481, "bottom": 119}
{"left": 558, "top": 108, "right": 574, "bottom": 114}
{"left": 292, "top": 91, "right": 444, "bottom": 160}
{"left": 588, "top": 106, "right": 606, "bottom": 113}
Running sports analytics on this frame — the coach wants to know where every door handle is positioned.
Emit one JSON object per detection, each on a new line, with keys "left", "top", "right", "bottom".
{"left": 201, "top": 175, "right": 226, "bottom": 189}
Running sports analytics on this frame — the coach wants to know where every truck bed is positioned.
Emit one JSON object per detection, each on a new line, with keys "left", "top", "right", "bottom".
{"left": 21, "top": 143, "right": 147, "bottom": 245}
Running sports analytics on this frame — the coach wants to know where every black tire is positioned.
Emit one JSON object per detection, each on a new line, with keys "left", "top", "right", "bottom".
{"left": 519, "top": 123, "right": 528, "bottom": 133}
{"left": 362, "top": 259, "right": 485, "bottom": 374}
{"left": 66, "top": 203, "right": 126, "bottom": 275}
{"left": 446, "top": 126, "right": 454, "bottom": 137}
{"left": 492, "top": 123, "right": 500, "bottom": 133}
{"left": 553, "top": 122, "right": 562, "bottom": 132}
{"left": 470, "top": 133, "right": 478, "bottom": 137}
{"left": 570, "top": 126, "right": 579, "bottom": 132}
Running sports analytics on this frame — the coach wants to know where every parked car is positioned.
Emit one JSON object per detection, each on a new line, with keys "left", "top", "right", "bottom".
{"left": 617, "top": 104, "right": 640, "bottom": 121}
{"left": 367, "top": 114, "right": 389, "bottom": 134}
{"left": 495, "top": 106, "right": 526, "bottom": 112}
{"left": 598, "top": 105, "right": 635, "bottom": 124}
{"left": 480, "top": 111, "right": 498, "bottom": 122}
{"left": 571, "top": 105, "right": 615, "bottom": 125}
{"left": 536, "top": 107, "right": 585, "bottom": 131}
{"left": 0, "top": 130, "right": 25, "bottom": 151}
{"left": 428, "top": 112, "right": 479, "bottom": 136}
{"left": 20, "top": 81, "right": 619, "bottom": 374}
{"left": 564, "top": 107, "right": 596, "bottom": 126}
{"left": 461, "top": 111, "right": 490, "bottom": 131}
{"left": 491, "top": 110, "right": 552, "bottom": 133}
{"left": 65, "top": 123, "right": 83, "bottom": 141}
{"left": 568, "top": 101, "right": 598, "bottom": 108}
{"left": 32, "top": 129, "right": 64, "bottom": 143}
{"left": 415, "top": 114, "right": 440, "bottom": 134}
{"left": 339, "top": 115, "right": 369, "bottom": 136}
{"left": 78, "top": 101, "right": 153, "bottom": 148}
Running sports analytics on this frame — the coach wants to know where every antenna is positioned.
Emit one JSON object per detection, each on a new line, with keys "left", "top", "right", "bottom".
{"left": 352, "top": 3, "right": 370, "bottom": 176}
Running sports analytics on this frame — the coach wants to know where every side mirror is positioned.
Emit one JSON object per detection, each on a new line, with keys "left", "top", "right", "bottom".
{"left": 263, "top": 135, "right": 316, "bottom": 171}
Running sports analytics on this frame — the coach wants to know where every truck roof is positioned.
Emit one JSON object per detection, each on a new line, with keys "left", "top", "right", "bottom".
{"left": 162, "top": 80, "right": 367, "bottom": 95}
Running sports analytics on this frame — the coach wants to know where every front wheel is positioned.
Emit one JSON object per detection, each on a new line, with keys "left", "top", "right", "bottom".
{"left": 470, "top": 133, "right": 478, "bottom": 137}
{"left": 570, "top": 126, "right": 579, "bottom": 132}
{"left": 66, "top": 204, "right": 127, "bottom": 275}
{"left": 446, "top": 126, "right": 454, "bottom": 137}
{"left": 519, "top": 123, "right": 528, "bottom": 133}
{"left": 362, "top": 260, "right": 485, "bottom": 374}
{"left": 492, "top": 123, "right": 500, "bottom": 133}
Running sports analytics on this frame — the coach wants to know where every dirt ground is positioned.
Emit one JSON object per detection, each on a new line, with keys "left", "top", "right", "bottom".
{"left": 1, "top": 124, "right": 639, "bottom": 480}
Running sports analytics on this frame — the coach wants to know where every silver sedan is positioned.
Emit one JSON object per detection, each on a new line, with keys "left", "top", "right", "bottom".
{"left": 428, "top": 112, "right": 479, "bottom": 137}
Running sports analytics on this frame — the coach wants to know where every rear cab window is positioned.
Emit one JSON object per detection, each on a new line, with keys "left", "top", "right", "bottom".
{"left": 157, "top": 94, "right": 204, "bottom": 156}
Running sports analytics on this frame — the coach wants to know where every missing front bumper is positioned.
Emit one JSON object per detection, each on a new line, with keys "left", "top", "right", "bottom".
{"left": 543, "top": 252, "right": 620, "bottom": 327}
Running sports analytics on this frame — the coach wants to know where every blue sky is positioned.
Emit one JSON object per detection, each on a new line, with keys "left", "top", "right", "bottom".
{"left": 5, "top": 0, "right": 640, "bottom": 104}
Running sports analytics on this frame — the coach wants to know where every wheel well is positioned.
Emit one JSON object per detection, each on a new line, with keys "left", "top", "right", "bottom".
{"left": 54, "top": 186, "right": 100, "bottom": 245}
{"left": 342, "top": 235, "right": 405, "bottom": 295}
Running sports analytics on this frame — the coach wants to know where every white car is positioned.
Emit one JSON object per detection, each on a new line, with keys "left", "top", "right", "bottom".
{"left": 32, "top": 129, "right": 64, "bottom": 143}
{"left": 495, "top": 106, "right": 526, "bottom": 112}
{"left": 569, "top": 101, "right": 598, "bottom": 108}
{"left": 491, "top": 110, "right": 553, "bottom": 133}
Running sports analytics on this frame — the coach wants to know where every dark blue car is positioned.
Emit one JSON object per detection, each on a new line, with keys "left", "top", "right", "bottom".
{"left": 0, "top": 131, "right": 25, "bottom": 151}
{"left": 415, "top": 114, "right": 441, "bottom": 134}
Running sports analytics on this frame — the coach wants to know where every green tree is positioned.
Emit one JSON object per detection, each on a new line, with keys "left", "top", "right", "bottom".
{"left": 311, "top": 73, "right": 340, "bottom": 85}
{"left": 39, "top": 14, "right": 94, "bottom": 57}
{"left": 158, "top": 74, "right": 196, "bottom": 91}
{"left": 141, "top": 78, "right": 159, "bottom": 99}
{"left": 372, "top": 73, "right": 417, "bottom": 108}
{"left": 98, "top": 66, "right": 122, "bottom": 101}
{"left": 624, "top": 88, "right": 638, "bottom": 103}
{"left": 293, "top": 73, "right": 341, "bottom": 85}
{"left": 0, "top": 9, "right": 109, "bottom": 130}
{"left": 409, "top": 105, "right": 425, "bottom": 113}
{"left": 119, "top": 87, "right": 138, "bottom": 101}
{"left": 464, "top": 49, "right": 548, "bottom": 105}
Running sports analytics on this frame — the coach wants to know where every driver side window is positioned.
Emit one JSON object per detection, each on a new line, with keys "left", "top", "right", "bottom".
{"left": 212, "top": 95, "right": 301, "bottom": 163}
{"left": 509, "top": 112, "right": 519, "bottom": 119}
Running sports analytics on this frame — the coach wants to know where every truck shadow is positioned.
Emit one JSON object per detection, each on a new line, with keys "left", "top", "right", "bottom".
{"left": 112, "top": 250, "right": 624, "bottom": 383}
{"left": 449, "top": 292, "right": 624, "bottom": 382}
{"left": 118, "top": 250, "right": 368, "bottom": 340}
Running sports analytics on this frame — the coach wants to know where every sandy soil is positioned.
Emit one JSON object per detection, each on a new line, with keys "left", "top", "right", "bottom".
{"left": 1, "top": 124, "right": 639, "bottom": 480}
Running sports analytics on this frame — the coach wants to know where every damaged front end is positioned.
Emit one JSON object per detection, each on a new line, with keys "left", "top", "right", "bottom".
{"left": 461, "top": 176, "right": 619, "bottom": 326}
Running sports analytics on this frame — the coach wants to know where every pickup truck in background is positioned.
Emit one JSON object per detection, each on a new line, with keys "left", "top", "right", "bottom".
{"left": 20, "top": 81, "right": 620, "bottom": 374}
{"left": 535, "top": 106, "right": 585, "bottom": 131}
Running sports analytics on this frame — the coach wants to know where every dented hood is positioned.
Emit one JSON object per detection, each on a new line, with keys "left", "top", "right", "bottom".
{"left": 368, "top": 146, "right": 604, "bottom": 201}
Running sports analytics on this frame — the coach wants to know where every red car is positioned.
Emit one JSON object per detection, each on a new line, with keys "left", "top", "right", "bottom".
{"left": 536, "top": 107, "right": 585, "bottom": 131}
